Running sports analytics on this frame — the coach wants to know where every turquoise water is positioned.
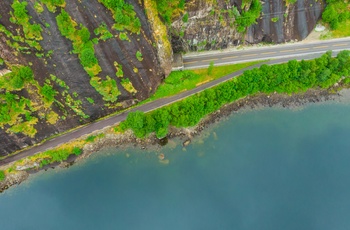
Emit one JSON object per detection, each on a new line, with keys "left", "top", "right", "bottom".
{"left": 2, "top": 102, "right": 350, "bottom": 229}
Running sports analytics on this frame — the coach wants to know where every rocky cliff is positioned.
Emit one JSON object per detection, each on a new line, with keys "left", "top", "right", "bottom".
{"left": 171, "top": 0, "right": 324, "bottom": 52}
{"left": 0, "top": 0, "right": 168, "bottom": 157}
{"left": 0, "top": 0, "right": 325, "bottom": 158}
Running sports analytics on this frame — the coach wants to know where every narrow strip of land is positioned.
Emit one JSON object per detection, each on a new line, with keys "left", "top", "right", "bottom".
{"left": 0, "top": 41, "right": 349, "bottom": 166}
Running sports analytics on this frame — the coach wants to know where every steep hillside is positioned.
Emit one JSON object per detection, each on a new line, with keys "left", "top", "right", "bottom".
{"left": 0, "top": 0, "right": 167, "bottom": 157}
{"left": 171, "top": 0, "right": 324, "bottom": 52}
{"left": 0, "top": 0, "right": 327, "bottom": 158}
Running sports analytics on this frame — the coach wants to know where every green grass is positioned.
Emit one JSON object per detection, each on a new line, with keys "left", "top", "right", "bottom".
{"left": 330, "top": 19, "right": 350, "bottom": 38}
{"left": 0, "top": 170, "right": 5, "bottom": 181}
{"left": 148, "top": 60, "right": 265, "bottom": 101}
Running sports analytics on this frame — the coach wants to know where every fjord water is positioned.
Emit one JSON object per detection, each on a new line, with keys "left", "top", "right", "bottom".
{"left": 2, "top": 102, "right": 350, "bottom": 230}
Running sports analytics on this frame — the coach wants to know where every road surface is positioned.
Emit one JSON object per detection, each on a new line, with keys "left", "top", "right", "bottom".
{"left": 1, "top": 38, "right": 350, "bottom": 166}
{"left": 183, "top": 37, "right": 350, "bottom": 69}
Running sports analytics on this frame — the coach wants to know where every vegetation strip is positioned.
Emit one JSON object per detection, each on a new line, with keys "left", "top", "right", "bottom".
{"left": 2, "top": 51, "right": 350, "bottom": 183}
{"left": 121, "top": 51, "right": 350, "bottom": 138}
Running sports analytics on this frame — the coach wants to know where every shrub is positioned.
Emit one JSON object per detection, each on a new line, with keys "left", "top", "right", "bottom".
{"left": 182, "top": 13, "right": 189, "bottom": 23}
{"left": 40, "top": 83, "right": 57, "bottom": 104}
{"left": 80, "top": 48, "right": 98, "bottom": 68}
{"left": 207, "top": 61, "right": 214, "bottom": 75}
{"left": 0, "top": 170, "right": 5, "bottom": 181}
{"left": 72, "top": 147, "right": 82, "bottom": 156}
{"left": 136, "top": 51, "right": 143, "bottom": 61}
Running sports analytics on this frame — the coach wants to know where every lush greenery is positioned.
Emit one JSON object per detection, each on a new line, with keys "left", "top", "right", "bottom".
{"left": 38, "top": 0, "right": 66, "bottom": 12}
{"left": 121, "top": 51, "right": 350, "bottom": 138}
{"left": 322, "top": 0, "right": 350, "bottom": 30}
{"left": 94, "top": 23, "right": 113, "bottom": 41}
{"left": 155, "top": 0, "right": 185, "bottom": 24}
{"left": 98, "top": 0, "right": 141, "bottom": 33}
{"left": 0, "top": 170, "right": 5, "bottom": 181}
{"left": 234, "top": 0, "right": 262, "bottom": 32}
{"left": 148, "top": 60, "right": 264, "bottom": 101}
{"left": 37, "top": 146, "right": 82, "bottom": 168}
{"left": 10, "top": 0, "right": 43, "bottom": 51}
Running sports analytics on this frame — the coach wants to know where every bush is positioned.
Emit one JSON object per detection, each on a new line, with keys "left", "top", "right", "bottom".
{"left": 182, "top": 13, "right": 189, "bottom": 23}
{"left": 136, "top": 51, "right": 143, "bottom": 61}
{"left": 40, "top": 83, "right": 57, "bottom": 104}
{"left": 80, "top": 48, "right": 98, "bottom": 68}
{"left": 72, "top": 147, "right": 82, "bottom": 156}
{"left": 322, "top": 5, "right": 339, "bottom": 29}
{"left": 207, "top": 61, "right": 214, "bottom": 75}
{"left": 0, "top": 170, "right": 5, "bottom": 181}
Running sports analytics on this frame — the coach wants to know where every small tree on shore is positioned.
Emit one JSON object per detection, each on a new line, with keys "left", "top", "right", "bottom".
{"left": 0, "top": 170, "right": 5, "bottom": 181}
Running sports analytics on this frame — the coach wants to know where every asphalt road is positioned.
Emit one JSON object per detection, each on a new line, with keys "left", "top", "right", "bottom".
{"left": 183, "top": 37, "right": 350, "bottom": 69}
{"left": 1, "top": 38, "right": 350, "bottom": 166}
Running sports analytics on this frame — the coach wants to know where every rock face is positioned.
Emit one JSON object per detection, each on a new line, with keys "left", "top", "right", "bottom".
{"left": 246, "top": 0, "right": 324, "bottom": 43}
{"left": 171, "top": 0, "right": 324, "bottom": 52}
{"left": 0, "top": 0, "right": 166, "bottom": 157}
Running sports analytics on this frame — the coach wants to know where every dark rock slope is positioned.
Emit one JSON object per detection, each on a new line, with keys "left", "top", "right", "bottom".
{"left": 171, "top": 0, "right": 324, "bottom": 52}
{"left": 0, "top": 0, "right": 165, "bottom": 157}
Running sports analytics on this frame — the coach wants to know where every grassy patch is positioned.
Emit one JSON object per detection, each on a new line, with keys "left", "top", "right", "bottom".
{"left": 329, "top": 19, "right": 350, "bottom": 38}
{"left": 0, "top": 170, "right": 5, "bottom": 181}
{"left": 121, "top": 78, "right": 137, "bottom": 94}
{"left": 148, "top": 60, "right": 264, "bottom": 100}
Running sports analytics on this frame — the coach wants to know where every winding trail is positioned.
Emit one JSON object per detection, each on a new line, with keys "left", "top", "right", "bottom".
{"left": 1, "top": 38, "right": 350, "bottom": 166}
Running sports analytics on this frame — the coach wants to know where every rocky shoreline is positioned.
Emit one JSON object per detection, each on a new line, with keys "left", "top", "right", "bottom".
{"left": 0, "top": 87, "right": 345, "bottom": 193}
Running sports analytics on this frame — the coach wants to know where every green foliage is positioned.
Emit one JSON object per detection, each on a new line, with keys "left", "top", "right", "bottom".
{"left": 56, "top": 9, "right": 120, "bottom": 102}
{"left": 72, "top": 147, "right": 82, "bottom": 156}
{"left": 80, "top": 48, "right": 98, "bottom": 68}
{"left": 90, "top": 76, "right": 121, "bottom": 102}
{"left": 235, "top": 0, "right": 262, "bottom": 32}
{"left": 119, "top": 32, "right": 129, "bottom": 41}
{"left": 182, "top": 13, "right": 189, "bottom": 23}
{"left": 94, "top": 23, "right": 113, "bottom": 41}
{"left": 148, "top": 61, "right": 262, "bottom": 101}
{"left": 5, "top": 66, "right": 34, "bottom": 90}
{"left": 271, "top": 17, "right": 279, "bottom": 22}
{"left": 11, "top": 0, "right": 43, "bottom": 46}
{"left": 98, "top": 0, "right": 141, "bottom": 33}
{"left": 136, "top": 51, "right": 143, "bottom": 61}
{"left": 39, "top": 0, "right": 65, "bottom": 12}
{"left": 155, "top": 0, "right": 185, "bottom": 24}
{"left": 85, "top": 135, "right": 97, "bottom": 142}
{"left": 322, "top": 0, "right": 350, "bottom": 30}
{"left": 207, "top": 61, "right": 214, "bottom": 75}
{"left": 322, "top": 5, "right": 339, "bottom": 29}
{"left": 40, "top": 83, "right": 57, "bottom": 104}
{"left": 0, "top": 170, "right": 5, "bottom": 181}
{"left": 122, "top": 51, "right": 350, "bottom": 139}
{"left": 86, "top": 97, "right": 95, "bottom": 104}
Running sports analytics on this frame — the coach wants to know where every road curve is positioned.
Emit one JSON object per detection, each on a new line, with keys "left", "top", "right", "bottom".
{"left": 1, "top": 39, "right": 350, "bottom": 166}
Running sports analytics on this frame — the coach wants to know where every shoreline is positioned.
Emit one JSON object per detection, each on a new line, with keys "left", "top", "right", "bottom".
{"left": 0, "top": 86, "right": 346, "bottom": 193}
